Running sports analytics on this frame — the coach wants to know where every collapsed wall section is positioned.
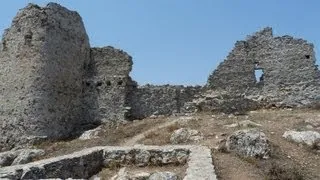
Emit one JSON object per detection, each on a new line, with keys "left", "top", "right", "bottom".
{"left": 207, "top": 27, "right": 320, "bottom": 107}
{"left": 0, "top": 3, "right": 90, "bottom": 150}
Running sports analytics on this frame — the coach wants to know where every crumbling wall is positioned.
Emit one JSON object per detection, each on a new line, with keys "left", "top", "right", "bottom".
{"left": 207, "top": 27, "right": 320, "bottom": 107}
{"left": 82, "top": 46, "right": 133, "bottom": 123}
{"left": 128, "top": 85, "right": 200, "bottom": 119}
{"left": 0, "top": 3, "right": 90, "bottom": 150}
{"left": 207, "top": 40, "right": 256, "bottom": 92}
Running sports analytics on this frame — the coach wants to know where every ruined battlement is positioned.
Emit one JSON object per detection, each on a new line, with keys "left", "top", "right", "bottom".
{"left": 208, "top": 27, "right": 319, "bottom": 93}
{"left": 0, "top": 3, "right": 319, "bottom": 150}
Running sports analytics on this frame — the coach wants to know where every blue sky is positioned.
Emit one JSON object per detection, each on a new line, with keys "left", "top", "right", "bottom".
{"left": 1, "top": 1, "right": 319, "bottom": 85}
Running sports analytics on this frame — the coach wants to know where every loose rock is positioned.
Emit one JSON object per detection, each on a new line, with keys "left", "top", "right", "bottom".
{"left": 225, "top": 129, "right": 270, "bottom": 158}
{"left": 149, "top": 172, "right": 180, "bottom": 180}
{"left": 79, "top": 126, "right": 103, "bottom": 140}
{"left": 0, "top": 148, "right": 44, "bottom": 167}
{"left": 170, "top": 128, "right": 203, "bottom": 144}
{"left": 283, "top": 130, "right": 320, "bottom": 147}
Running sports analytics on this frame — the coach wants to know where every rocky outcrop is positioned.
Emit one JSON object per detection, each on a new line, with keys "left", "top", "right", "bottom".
{"left": 0, "top": 149, "right": 44, "bottom": 167}
{"left": 0, "top": 3, "right": 90, "bottom": 150}
{"left": 170, "top": 128, "right": 203, "bottom": 144}
{"left": 283, "top": 130, "right": 320, "bottom": 148}
{"left": 78, "top": 126, "right": 103, "bottom": 140}
{"left": 225, "top": 129, "right": 270, "bottom": 159}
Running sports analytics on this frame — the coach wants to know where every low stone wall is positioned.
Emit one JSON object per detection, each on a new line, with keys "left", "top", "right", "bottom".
{"left": 0, "top": 145, "right": 217, "bottom": 180}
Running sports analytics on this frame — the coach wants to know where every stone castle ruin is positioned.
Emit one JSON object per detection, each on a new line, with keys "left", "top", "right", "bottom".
{"left": 0, "top": 3, "right": 319, "bottom": 150}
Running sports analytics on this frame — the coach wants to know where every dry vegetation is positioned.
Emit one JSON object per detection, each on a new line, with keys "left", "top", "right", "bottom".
{"left": 34, "top": 109, "right": 320, "bottom": 180}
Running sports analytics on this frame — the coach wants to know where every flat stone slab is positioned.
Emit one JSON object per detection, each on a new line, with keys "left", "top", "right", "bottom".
{"left": 0, "top": 145, "right": 217, "bottom": 180}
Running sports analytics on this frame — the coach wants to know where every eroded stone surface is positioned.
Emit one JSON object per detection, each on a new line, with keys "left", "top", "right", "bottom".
{"left": 0, "top": 145, "right": 217, "bottom": 180}
{"left": 207, "top": 27, "right": 320, "bottom": 108}
{"left": 283, "top": 130, "right": 320, "bottom": 147}
{"left": 170, "top": 128, "right": 203, "bottom": 144}
{"left": 78, "top": 126, "right": 103, "bottom": 140}
{"left": 226, "top": 129, "right": 271, "bottom": 159}
{"left": 149, "top": 171, "right": 180, "bottom": 180}
{"left": 0, "top": 149, "right": 44, "bottom": 167}
{"left": 0, "top": 3, "right": 90, "bottom": 150}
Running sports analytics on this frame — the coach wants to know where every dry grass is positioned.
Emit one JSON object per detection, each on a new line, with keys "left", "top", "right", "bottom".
{"left": 140, "top": 122, "right": 180, "bottom": 145}
{"left": 34, "top": 117, "right": 169, "bottom": 159}
{"left": 31, "top": 109, "right": 320, "bottom": 180}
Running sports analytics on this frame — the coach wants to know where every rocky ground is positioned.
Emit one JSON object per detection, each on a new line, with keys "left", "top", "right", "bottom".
{"left": 1, "top": 108, "right": 320, "bottom": 180}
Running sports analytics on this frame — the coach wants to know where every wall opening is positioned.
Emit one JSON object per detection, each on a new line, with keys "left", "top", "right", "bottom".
{"left": 305, "top": 55, "right": 310, "bottom": 59}
{"left": 255, "top": 69, "right": 264, "bottom": 83}
{"left": 117, "top": 80, "right": 123, "bottom": 86}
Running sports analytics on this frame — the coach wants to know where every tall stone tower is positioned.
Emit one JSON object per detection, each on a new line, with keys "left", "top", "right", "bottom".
{"left": 0, "top": 3, "right": 90, "bottom": 150}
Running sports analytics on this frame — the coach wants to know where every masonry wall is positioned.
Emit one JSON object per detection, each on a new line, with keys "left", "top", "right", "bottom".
{"left": 128, "top": 85, "right": 200, "bottom": 119}
{"left": 0, "top": 3, "right": 90, "bottom": 150}
{"left": 82, "top": 47, "right": 133, "bottom": 123}
{"left": 207, "top": 27, "right": 320, "bottom": 106}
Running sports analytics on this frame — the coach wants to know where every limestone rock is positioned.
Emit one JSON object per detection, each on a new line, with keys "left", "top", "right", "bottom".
{"left": 135, "top": 150, "right": 151, "bottom": 167}
{"left": 304, "top": 118, "right": 320, "bottom": 128}
{"left": 148, "top": 172, "right": 179, "bottom": 180}
{"left": 130, "top": 172, "right": 150, "bottom": 180}
{"left": 79, "top": 126, "right": 103, "bottom": 140}
{"left": 283, "top": 130, "right": 320, "bottom": 147}
{"left": 111, "top": 167, "right": 129, "bottom": 180}
{"left": 224, "top": 120, "right": 262, "bottom": 128}
{"left": 0, "top": 149, "right": 44, "bottom": 167}
{"left": 170, "top": 128, "right": 203, "bottom": 144}
{"left": 226, "top": 129, "right": 270, "bottom": 158}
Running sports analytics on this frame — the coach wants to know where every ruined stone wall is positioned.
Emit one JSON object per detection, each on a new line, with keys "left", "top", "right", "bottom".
{"left": 207, "top": 41, "right": 256, "bottom": 92}
{"left": 246, "top": 27, "right": 318, "bottom": 90}
{"left": 207, "top": 27, "right": 320, "bottom": 107}
{"left": 0, "top": 3, "right": 90, "bottom": 150}
{"left": 128, "top": 85, "right": 200, "bottom": 119}
{"left": 82, "top": 47, "right": 133, "bottom": 123}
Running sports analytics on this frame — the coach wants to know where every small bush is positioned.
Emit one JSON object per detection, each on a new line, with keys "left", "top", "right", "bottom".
{"left": 266, "top": 161, "right": 304, "bottom": 180}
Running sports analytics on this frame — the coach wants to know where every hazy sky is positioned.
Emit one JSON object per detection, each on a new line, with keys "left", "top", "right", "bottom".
{"left": 1, "top": 0, "right": 319, "bottom": 85}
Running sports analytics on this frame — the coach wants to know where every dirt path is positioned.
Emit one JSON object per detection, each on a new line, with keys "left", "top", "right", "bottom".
{"left": 122, "top": 118, "right": 179, "bottom": 146}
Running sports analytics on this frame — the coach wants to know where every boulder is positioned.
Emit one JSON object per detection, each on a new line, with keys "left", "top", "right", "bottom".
{"left": 283, "top": 130, "right": 320, "bottom": 147}
{"left": 225, "top": 129, "right": 270, "bottom": 158}
{"left": 79, "top": 126, "right": 103, "bottom": 140}
{"left": 170, "top": 128, "right": 203, "bottom": 144}
{"left": 0, "top": 149, "right": 44, "bottom": 167}
{"left": 149, "top": 172, "right": 180, "bottom": 180}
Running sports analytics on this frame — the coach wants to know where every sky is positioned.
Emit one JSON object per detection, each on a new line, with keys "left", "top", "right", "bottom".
{"left": 1, "top": 1, "right": 319, "bottom": 85}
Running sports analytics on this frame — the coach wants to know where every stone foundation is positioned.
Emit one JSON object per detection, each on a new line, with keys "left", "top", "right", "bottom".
{"left": 0, "top": 145, "right": 217, "bottom": 180}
